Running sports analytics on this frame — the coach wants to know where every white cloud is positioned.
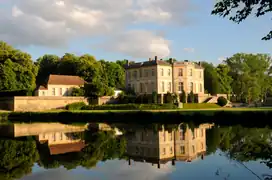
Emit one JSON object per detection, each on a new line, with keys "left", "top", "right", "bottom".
{"left": 98, "top": 30, "right": 171, "bottom": 58}
{"left": 0, "top": 0, "right": 195, "bottom": 57}
{"left": 21, "top": 160, "right": 174, "bottom": 180}
{"left": 183, "top": 47, "right": 195, "bottom": 53}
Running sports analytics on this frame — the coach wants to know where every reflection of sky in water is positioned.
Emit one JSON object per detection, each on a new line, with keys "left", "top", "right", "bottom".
{"left": 20, "top": 151, "right": 272, "bottom": 180}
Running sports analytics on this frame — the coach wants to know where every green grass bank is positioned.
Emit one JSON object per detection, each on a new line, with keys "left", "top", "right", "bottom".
{"left": 1, "top": 108, "right": 272, "bottom": 128}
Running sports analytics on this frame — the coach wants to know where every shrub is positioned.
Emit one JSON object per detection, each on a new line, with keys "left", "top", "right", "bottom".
{"left": 152, "top": 91, "right": 158, "bottom": 104}
{"left": 66, "top": 102, "right": 87, "bottom": 110}
{"left": 164, "top": 92, "right": 173, "bottom": 104}
{"left": 81, "top": 103, "right": 177, "bottom": 110}
{"left": 71, "top": 88, "right": 85, "bottom": 96}
{"left": 183, "top": 103, "right": 220, "bottom": 109}
{"left": 187, "top": 91, "right": 195, "bottom": 103}
{"left": 180, "top": 90, "right": 187, "bottom": 103}
{"left": 217, "top": 96, "right": 228, "bottom": 107}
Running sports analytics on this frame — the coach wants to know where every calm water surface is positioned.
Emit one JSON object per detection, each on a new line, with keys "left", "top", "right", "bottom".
{"left": 0, "top": 122, "right": 271, "bottom": 180}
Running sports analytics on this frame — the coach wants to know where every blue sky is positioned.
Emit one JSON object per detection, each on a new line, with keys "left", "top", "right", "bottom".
{"left": 0, "top": 0, "right": 271, "bottom": 63}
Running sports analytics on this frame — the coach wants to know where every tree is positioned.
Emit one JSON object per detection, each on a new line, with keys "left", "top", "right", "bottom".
{"left": 212, "top": 0, "right": 272, "bottom": 40}
{"left": 201, "top": 62, "right": 220, "bottom": 95}
{"left": 225, "top": 53, "right": 272, "bottom": 103}
{"left": 181, "top": 90, "right": 187, "bottom": 103}
{"left": 216, "top": 64, "right": 233, "bottom": 95}
{"left": 36, "top": 54, "right": 59, "bottom": 85}
{"left": 187, "top": 91, "right": 195, "bottom": 103}
{"left": 0, "top": 41, "right": 37, "bottom": 91}
{"left": 152, "top": 91, "right": 158, "bottom": 104}
{"left": 0, "top": 138, "right": 39, "bottom": 180}
{"left": 71, "top": 87, "right": 85, "bottom": 96}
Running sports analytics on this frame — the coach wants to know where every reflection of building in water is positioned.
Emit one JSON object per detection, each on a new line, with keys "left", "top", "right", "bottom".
{"left": 0, "top": 123, "right": 87, "bottom": 155}
{"left": 126, "top": 123, "right": 213, "bottom": 168}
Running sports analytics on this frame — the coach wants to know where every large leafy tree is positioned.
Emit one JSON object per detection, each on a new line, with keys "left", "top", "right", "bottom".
{"left": 201, "top": 62, "right": 221, "bottom": 95}
{"left": 216, "top": 64, "right": 233, "bottom": 95}
{"left": 0, "top": 41, "right": 37, "bottom": 91}
{"left": 0, "top": 138, "right": 39, "bottom": 180}
{"left": 36, "top": 53, "right": 123, "bottom": 97}
{"left": 212, "top": 0, "right": 272, "bottom": 40}
{"left": 225, "top": 53, "right": 271, "bottom": 103}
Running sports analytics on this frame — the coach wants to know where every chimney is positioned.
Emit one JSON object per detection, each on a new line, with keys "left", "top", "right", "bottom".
{"left": 149, "top": 58, "right": 152, "bottom": 61}
{"left": 155, "top": 56, "right": 158, "bottom": 62}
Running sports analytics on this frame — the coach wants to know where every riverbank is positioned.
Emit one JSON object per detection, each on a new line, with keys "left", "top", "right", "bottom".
{"left": 1, "top": 108, "right": 272, "bottom": 127}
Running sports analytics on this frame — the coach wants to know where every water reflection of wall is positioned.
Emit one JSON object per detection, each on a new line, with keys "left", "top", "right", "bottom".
{"left": 0, "top": 123, "right": 87, "bottom": 155}
{"left": 126, "top": 124, "right": 213, "bottom": 168}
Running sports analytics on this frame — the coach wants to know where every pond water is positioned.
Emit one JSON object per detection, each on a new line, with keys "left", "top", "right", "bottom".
{"left": 0, "top": 122, "right": 271, "bottom": 180}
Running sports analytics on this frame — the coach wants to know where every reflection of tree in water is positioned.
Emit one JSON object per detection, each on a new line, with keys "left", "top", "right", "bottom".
{"left": 206, "top": 125, "right": 272, "bottom": 179}
{"left": 0, "top": 137, "right": 39, "bottom": 180}
{"left": 38, "top": 130, "right": 127, "bottom": 170}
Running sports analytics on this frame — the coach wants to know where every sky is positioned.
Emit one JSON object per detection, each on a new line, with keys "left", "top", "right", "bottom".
{"left": 0, "top": 0, "right": 271, "bottom": 64}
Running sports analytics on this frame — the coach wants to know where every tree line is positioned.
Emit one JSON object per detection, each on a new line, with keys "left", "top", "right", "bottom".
{"left": 0, "top": 41, "right": 271, "bottom": 103}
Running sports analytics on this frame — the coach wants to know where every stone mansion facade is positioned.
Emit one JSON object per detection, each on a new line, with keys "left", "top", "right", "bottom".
{"left": 124, "top": 56, "right": 204, "bottom": 95}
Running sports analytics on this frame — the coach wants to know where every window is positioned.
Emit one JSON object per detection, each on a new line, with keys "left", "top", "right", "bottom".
{"left": 189, "top": 69, "right": 193, "bottom": 76}
{"left": 140, "top": 83, "right": 144, "bottom": 93}
{"left": 152, "top": 69, "right": 155, "bottom": 76}
{"left": 141, "top": 132, "right": 144, "bottom": 141}
{"left": 161, "top": 81, "right": 165, "bottom": 92}
{"left": 178, "top": 82, "right": 184, "bottom": 91}
{"left": 43, "top": 133, "right": 46, "bottom": 138}
{"left": 42, "top": 91, "right": 45, "bottom": 96}
{"left": 144, "top": 69, "right": 148, "bottom": 77}
{"left": 170, "top": 147, "right": 173, "bottom": 154}
{"left": 140, "top": 69, "right": 142, "bottom": 77}
{"left": 52, "top": 133, "right": 56, "bottom": 141}
{"left": 180, "top": 146, "right": 185, "bottom": 154}
{"left": 199, "top": 71, "right": 202, "bottom": 78}
{"left": 201, "top": 142, "right": 204, "bottom": 150}
{"left": 189, "top": 82, "right": 193, "bottom": 92}
{"left": 180, "top": 130, "right": 185, "bottom": 140}
{"left": 168, "top": 69, "right": 171, "bottom": 76}
{"left": 128, "top": 84, "right": 131, "bottom": 89}
{"left": 60, "top": 132, "right": 63, "bottom": 140}
{"left": 162, "top": 148, "right": 166, "bottom": 155}
{"left": 128, "top": 72, "right": 131, "bottom": 80}
{"left": 59, "top": 88, "right": 62, "bottom": 95}
{"left": 199, "top": 83, "right": 202, "bottom": 93}
{"left": 168, "top": 82, "right": 171, "bottom": 92}
{"left": 145, "top": 82, "right": 148, "bottom": 93}
{"left": 52, "top": 88, "right": 56, "bottom": 96}
{"left": 192, "top": 145, "right": 195, "bottom": 153}
{"left": 169, "top": 132, "right": 172, "bottom": 141}
{"left": 178, "top": 68, "right": 183, "bottom": 76}
{"left": 161, "top": 68, "right": 164, "bottom": 76}
{"left": 133, "top": 70, "right": 137, "bottom": 79}
{"left": 66, "top": 88, "right": 69, "bottom": 96}
{"left": 132, "top": 84, "right": 135, "bottom": 91}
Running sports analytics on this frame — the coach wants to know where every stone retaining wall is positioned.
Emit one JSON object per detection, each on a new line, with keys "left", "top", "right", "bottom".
{"left": 0, "top": 96, "right": 88, "bottom": 111}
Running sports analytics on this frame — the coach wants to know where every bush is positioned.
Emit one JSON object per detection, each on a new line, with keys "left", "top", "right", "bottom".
{"left": 183, "top": 103, "right": 220, "bottom": 109}
{"left": 217, "top": 96, "right": 228, "bottom": 107}
{"left": 152, "top": 91, "right": 158, "bottom": 104}
{"left": 71, "top": 88, "right": 85, "bottom": 96}
{"left": 180, "top": 90, "right": 187, "bottom": 103}
{"left": 164, "top": 92, "right": 173, "bottom": 104}
{"left": 187, "top": 91, "right": 194, "bottom": 103}
{"left": 66, "top": 102, "right": 87, "bottom": 110}
{"left": 81, "top": 103, "right": 177, "bottom": 110}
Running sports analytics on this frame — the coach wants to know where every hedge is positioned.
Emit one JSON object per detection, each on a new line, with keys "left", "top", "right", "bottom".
{"left": 81, "top": 103, "right": 177, "bottom": 110}
{"left": 65, "top": 102, "right": 87, "bottom": 110}
{"left": 183, "top": 103, "right": 221, "bottom": 109}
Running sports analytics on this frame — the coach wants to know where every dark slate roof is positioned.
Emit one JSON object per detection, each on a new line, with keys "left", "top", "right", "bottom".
{"left": 124, "top": 60, "right": 171, "bottom": 69}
